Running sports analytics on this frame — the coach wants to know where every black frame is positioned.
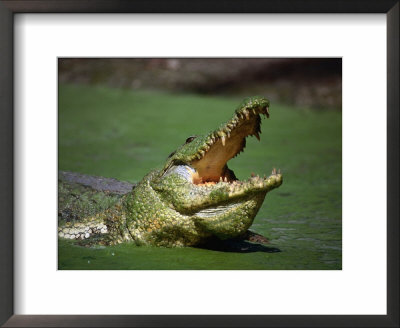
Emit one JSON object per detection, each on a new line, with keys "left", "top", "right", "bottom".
{"left": 0, "top": 1, "right": 398, "bottom": 327}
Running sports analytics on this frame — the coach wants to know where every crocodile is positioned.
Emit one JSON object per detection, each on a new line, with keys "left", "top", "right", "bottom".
{"left": 58, "top": 96, "right": 283, "bottom": 247}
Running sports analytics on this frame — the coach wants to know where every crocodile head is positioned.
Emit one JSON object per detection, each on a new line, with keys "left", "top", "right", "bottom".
{"left": 147, "top": 96, "right": 283, "bottom": 242}
{"left": 165, "top": 97, "right": 276, "bottom": 183}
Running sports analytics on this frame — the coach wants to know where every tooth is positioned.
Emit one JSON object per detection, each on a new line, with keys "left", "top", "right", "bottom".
{"left": 224, "top": 177, "right": 228, "bottom": 182}
{"left": 244, "top": 110, "right": 250, "bottom": 120}
{"left": 219, "top": 177, "right": 223, "bottom": 182}
{"left": 200, "top": 150, "right": 205, "bottom": 157}
{"left": 255, "top": 132, "right": 260, "bottom": 141}
{"left": 221, "top": 135, "right": 226, "bottom": 146}
{"left": 253, "top": 109, "right": 256, "bottom": 114}
{"left": 227, "top": 131, "right": 230, "bottom": 138}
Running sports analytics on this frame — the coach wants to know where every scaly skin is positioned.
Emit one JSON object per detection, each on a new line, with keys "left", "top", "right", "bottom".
{"left": 58, "top": 96, "right": 283, "bottom": 247}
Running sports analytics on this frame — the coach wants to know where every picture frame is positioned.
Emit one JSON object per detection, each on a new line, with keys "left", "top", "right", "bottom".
{"left": 0, "top": 0, "right": 398, "bottom": 327}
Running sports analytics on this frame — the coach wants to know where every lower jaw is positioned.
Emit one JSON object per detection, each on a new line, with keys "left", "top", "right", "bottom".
{"left": 194, "top": 192, "right": 267, "bottom": 239}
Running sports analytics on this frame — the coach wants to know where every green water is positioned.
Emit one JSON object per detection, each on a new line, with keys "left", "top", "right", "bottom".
{"left": 58, "top": 84, "right": 342, "bottom": 270}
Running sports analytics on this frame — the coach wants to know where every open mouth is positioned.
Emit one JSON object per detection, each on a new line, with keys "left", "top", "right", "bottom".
{"left": 189, "top": 98, "right": 276, "bottom": 186}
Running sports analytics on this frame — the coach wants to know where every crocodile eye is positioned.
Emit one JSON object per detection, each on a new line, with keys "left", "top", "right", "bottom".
{"left": 185, "top": 136, "right": 196, "bottom": 143}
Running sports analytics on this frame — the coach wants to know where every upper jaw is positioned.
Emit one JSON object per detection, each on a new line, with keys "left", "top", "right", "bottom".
{"left": 190, "top": 97, "right": 270, "bottom": 184}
